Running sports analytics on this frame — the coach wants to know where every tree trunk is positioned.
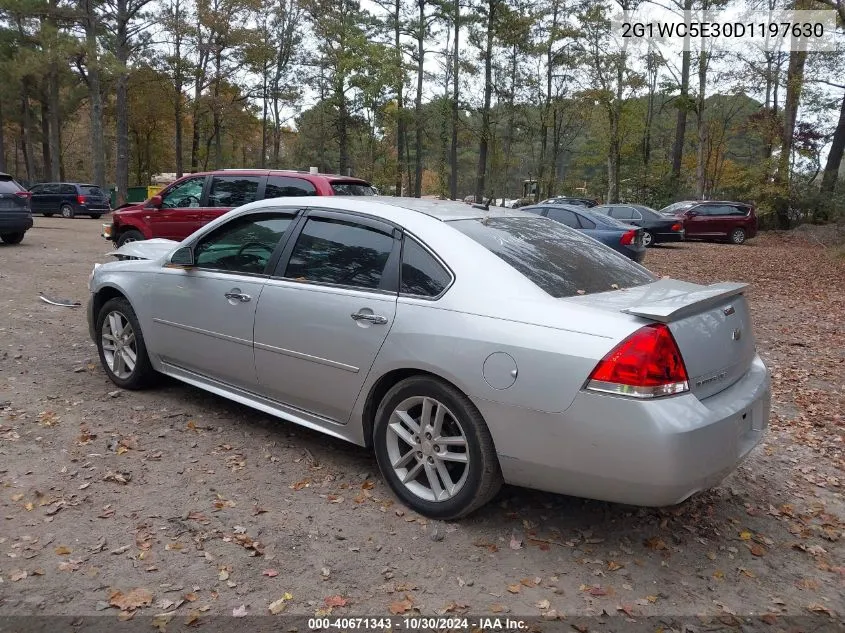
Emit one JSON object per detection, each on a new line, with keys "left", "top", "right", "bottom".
{"left": 48, "top": 64, "right": 61, "bottom": 180}
{"left": 695, "top": 48, "right": 707, "bottom": 199}
{"left": 820, "top": 91, "right": 845, "bottom": 193}
{"left": 606, "top": 53, "right": 624, "bottom": 203}
{"left": 0, "top": 101, "right": 6, "bottom": 172}
{"left": 670, "top": 0, "right": 692, "bottom": 186}
{"left": 20, "top": 82, "right": 35, "bottom": 181}
{"left": 448, "top": 0, "right": 459, "bottom": 200}
{"left": 474, "top": 0, "right": 494, "bottom": 202}
{"left": 212, "top": 53, "right": 222, "bottom": 170}
{"left": 414, "top": 0, "right": 425, "bottom": 197}
{"left": 261, "top": 69, "right": 268, "bottom": 168}
{"left": 395, "top": 0, "right": 405, "bottom": 196}
{"left": 774, "top": 48, "right": 807, "bottom": 227}
{"left": 337, "top": 86, "right": 349, "bottom": 175}
{"left": 41, "top": 94, "right": 52, "bottom": 180}
{"left": 84, "top": 0, "right": 106, "bottom": 188}
{"left": 173, "top": 0, "right": 184, "bottom": 177}
{"left": 115, "top": 0, "right": 130, "bottom": 204}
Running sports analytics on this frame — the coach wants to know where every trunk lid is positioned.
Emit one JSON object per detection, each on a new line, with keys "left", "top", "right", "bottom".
{"left": 570, "top": 278, "right": 757, "bottom": 399}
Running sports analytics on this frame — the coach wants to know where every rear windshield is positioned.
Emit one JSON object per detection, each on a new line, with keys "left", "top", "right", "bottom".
{"left": 80, "top": 185, "right": 106, "bottom": 196}
{"left": 331, "top": 182, "right": 375, "bottom": 196}
{"left": 0, "top": 177, "right": 23, "bottom": 194}
{"left": 450, "top": 216, "right": 655, "bottom": 298}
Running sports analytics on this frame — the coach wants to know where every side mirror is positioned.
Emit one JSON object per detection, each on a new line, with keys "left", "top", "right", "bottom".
{"left": 169, "top": 246, "right": 195, "bottom": 267}
{"left": 147, "top": 194, "right": 163, "bottom": 209}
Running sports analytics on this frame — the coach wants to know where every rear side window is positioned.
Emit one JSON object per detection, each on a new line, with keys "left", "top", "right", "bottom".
{"left": 330, "top": 182, "right": 375, "bottom": 196}
{"left": 264, "top": 176, "right": 316, "bottom": 198}
{"left": 450, "top": 217, "right": 655, "bottom": 298}
{"left": 611, "top": 206, "right": 634, "bottom": 219}
{"left": 0, "top": 177, "right": 24, "bottom": 194}
{"left": 80, "top": 185, "right": 105, "bottom": 197}
{"left": 577, "top": 214, "right": 596, "bottom": 229}
{"left": 60, "top": 184, "right": 76, "bottom": 194}
{"left": 284, "top": 217, "right": 394, "bottom": 290}
{"left": 208, "top": 176, "right": 261, "bottom": 207}
{"left": 400, "top": 238, "right": 451, "bottom": 298}
{"left": 546, "top": 208, "right": 580, "bottom": 228}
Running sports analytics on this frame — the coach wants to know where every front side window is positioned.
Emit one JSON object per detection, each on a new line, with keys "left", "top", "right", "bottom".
{"left": 194, "top": 213, "right": 294, "bottom": 274}
{"left": 162, "top": 177, "right": 205, "bottom": 209}
{"left": 265, "top": 176, "right": 316, "bottom": 198}
{"left": 284, "top": 217, "right": 394, "bottom": 290}
{"left": 450, "top": 216, "right": 655, "bottom": 298}
{"left": 208, "top": 176, "right": 261, "bottom": 208}
{"left": 400, "top": 238, "right": 451, "bottom": 298}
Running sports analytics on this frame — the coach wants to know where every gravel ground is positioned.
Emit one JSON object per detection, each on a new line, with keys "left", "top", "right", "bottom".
{"left": 0, "top": 217, "right": 842, "bottom": 630}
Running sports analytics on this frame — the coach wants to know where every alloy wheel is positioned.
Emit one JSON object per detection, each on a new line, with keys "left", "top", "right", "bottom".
{"left": 385, "top": 396, "right": 470, "bottom": 502}
{"left": 101, "top": 310, "right": 138, "bottom": 380}
{"left": 642, "top": 231, "right": 653, "bottom": 247}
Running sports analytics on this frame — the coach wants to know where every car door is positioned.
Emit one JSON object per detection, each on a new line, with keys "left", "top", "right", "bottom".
{"left": 682, "top": 204, "right": 713, "bottom": 236}
{"left": 147, "top": 176, "right": 208, "bottom": 240}
{"left": 42, "top": 183, "right": 62, "bottom": 214}
{"left": 148, "top": 210, "right": 298, "bottom": 389}
{"left": 204, "top": 174, "right": 262, "bottom": 225}
{"left": 29, "top": 184, "right": 45, "bottom": 214}
{"left": 253, "top": 211, "right": 400, "bottom": 423}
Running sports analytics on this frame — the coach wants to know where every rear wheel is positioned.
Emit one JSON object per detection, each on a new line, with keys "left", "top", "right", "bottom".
{"left": 641, "top": 230, "right": 654, "bottom": 247}
{"left": 730, "top": 228, "right": 746, "bottom": 245}
{"left": 60, "top": 204, "right": 75, "bottom": 219}
{"left": 96, "top": 297, "right": 157, "bottom": 390}
{"left": 117, "top": 229, "right": 144, "bottom": 247}
{"left": 373, "top": 376, "right": 502, "bottom": 520}
{"left": 1, "top": 232, "right": 25, "bottom": 244}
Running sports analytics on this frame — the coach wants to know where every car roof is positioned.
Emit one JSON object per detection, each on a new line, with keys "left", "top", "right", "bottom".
{"left": 354, "top": 196, "right": 538, "bottom": 221}
{"left": 204, "top": 169, "right": 370, "bottom": 183}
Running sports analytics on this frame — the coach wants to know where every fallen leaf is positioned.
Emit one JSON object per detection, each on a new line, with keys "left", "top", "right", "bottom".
{"left": 607, "top": 561, "right": 624, "bottom": 571}
{"left": 10, "top": 569, "right": 27, "bottom": 582}
{"left": 362, "top": 480, "right": 375, "bottom": 490}
{"left": 268, "top": 593, "right": 293, "bottom": 615}
{"left": 535, "top": 599, "right": 550, "bottom": 610}
{"left": 165, "top": 542, "right": 183, "bottom": 551}
{"left": 183, "top": 593, "right": 198, "bottom": 602}
{"left": 507, "top": 584, "right": 521, "bottom": 594}
{"left": 232, "top": 605, "right": 247, "bottom": 617}
{"left": 263, "top": 569, "right": 279, "bottom": 578}
{"left": 389, "top": 595, "right": 415, "bottom": 614}
{"left": 324, "top": 595, "right": 348, "bottom": 608}
{"left": 749, "top": 543, "right": 767, "bottom": 557}
{"left": 739, "top": 530, "right": 753, "bottom": 541}
{"left": 54, "top": 546, "right": 71, "bottom": 555}
{"left": 24, "top": 502, "right": 34, "bottom": 511}
{"left": 807, "top": 603, "right": 833, "bottom": 616}
{"left": 109, "top": 587, "right": 154, "bottom": 611}
{"left": 218, "top": 570, "right": 229, "bottom": 581}
{"left": 327, "top": 494, "right": 343, "bottom": 504}
{"left": 490, "top": 603, "right": 505, "bottom": 613}
{"left": 520, "top": 577, "right": 538, "bottom": 588}
{"left": 290, "top": 479, "right": 311, "bottom": 490}
{"left": 643, "top": 537, "right": 668, "bottom": 551}
{"left": 11, "top": 493, "right": 24, "bottom": 502}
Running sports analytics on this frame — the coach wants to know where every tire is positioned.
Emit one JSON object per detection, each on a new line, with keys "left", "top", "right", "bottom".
{"left": 641, "top": 230, "right": 653, "bottom": 247}
{"left": 373, "top": 376, "right": 502, "bottom": 520}
{"left": 1, "top": 232, "right": 25, "bottom": 244}
{"left": 89, "top": 213, "right": 102, "bottom": 219}
{"left": 117, "top": 229, "right": 144, "bottom": 247}
{"left": 729, "top": 228, "right": 746, "bottom": 245}
{"left": 43, "top": 213, "right": 54, "bottom": 217}
{"left": 60, "top": 204, "right": 75, "bottom": 219}
{"left": 96, "top": 297, "right": 157, "bottom": 390}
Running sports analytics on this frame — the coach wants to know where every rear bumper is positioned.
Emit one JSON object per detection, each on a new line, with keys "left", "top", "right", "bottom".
{"left": 0, "top": 216, "right": 33, "bottom": 233}
{"left": 481, "top": 354, "right": 771, "bottom": 506}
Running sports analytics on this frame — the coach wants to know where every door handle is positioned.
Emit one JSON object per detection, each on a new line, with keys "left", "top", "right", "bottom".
{"left": 351, "top": 312, "right": 387, "bottom": 325}
{"left": 225, "top": 291, "right": 251, "bottom": 303}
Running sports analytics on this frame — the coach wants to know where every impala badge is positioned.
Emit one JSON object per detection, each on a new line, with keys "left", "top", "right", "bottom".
{"left": 732, "top": 328, "right": 742, "bottom": 341}
{"left": 723, "top": 305, "right": 735, "bottom": 316}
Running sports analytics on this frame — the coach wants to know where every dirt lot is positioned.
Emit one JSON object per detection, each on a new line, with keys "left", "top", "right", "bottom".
{"left": 0, "top": 217, "right": 843, "bottom": 629}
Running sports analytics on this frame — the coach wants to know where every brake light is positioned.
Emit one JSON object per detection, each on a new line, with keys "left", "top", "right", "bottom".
{"left": 77, "top": 194, "right": 86, "bottom": 204}
{"left": 671, "top": 223, "right": 683, "bottom": 231}
{"left": 586, "top": 323, "right": 689, "bottom": 398}
{"left": 619, "top": 229, "right": 637, "bottom": 245}
{"left": 14, "top": 191, "right": 32, "bottom": 200}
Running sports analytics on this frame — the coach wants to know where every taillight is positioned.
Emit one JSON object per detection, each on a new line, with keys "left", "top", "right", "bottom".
{"left": 77, "top": 194, "right": 86, "bottom": 204}
{"left": 14, "top": 191, "right": 32, "bottom": 200}
{"left": 671, "top": 223, "right": 683, "bottom": 231}
{"left": 586, "top": 323, "right": 689, "bottom": 398}
{"left": 620, "top": 229, "right": 637, "bottom": 245}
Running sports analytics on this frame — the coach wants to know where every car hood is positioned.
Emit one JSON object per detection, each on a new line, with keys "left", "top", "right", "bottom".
{"left": 110, "top": 238, "right": 179, "bottom": 260}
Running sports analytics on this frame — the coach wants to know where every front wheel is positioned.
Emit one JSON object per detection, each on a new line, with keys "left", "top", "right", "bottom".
{"left": 641, "top": 230, "right": 653, "bottom": 247}
{"left": 373, "top": 376, "right": 502, "bottom": 520}
{"left": 1, "top": 232, "right": 25, "bottom": 244}
{"left": 117, "top": 229, "right": 144, "bottom": 247}
{"left": 730, "top": 228, "right": 746, "bottom": 245}
{"left": 96, "top": 297, "right": 157, "bottom": 390}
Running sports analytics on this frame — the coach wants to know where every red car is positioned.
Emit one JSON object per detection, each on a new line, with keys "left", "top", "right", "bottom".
{"left": 659, "top": 200, "right": 757, "bottom": 245}
{"left": 103, "top": 169, "right": 375, "bottom": 246}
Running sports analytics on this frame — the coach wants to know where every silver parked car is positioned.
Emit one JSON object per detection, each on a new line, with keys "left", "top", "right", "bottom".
{"left": 87, "top": 197, "right": 771, "bottom": 519}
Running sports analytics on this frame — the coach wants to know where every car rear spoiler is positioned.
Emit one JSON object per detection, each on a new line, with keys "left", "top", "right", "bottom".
{"left": 622, "top": 282, "right": 748, "bottom": 323}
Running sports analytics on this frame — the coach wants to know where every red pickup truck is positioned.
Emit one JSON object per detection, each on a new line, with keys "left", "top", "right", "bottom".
{"left": 103, "top": 169, "right": 375, "bottom": 246}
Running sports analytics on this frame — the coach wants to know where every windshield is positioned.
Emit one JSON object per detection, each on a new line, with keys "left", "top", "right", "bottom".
{"left": 450, "top": 216, "right": 655, "bottom": 298}
{"left": 331, "top": 182, "right": 375, "bottom": 196}
{"left": 660, "top": 201, "right": 693, "bottom": 215}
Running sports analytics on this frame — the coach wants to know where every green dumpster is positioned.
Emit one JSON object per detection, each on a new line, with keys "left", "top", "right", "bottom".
{"left": 109, "top": 186, "right": 151, "bottom": 208}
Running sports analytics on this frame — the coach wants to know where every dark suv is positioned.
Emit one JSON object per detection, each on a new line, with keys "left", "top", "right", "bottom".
{"left": 0, "top": 172, "right": 33, "bottom": 245}
{"left": 103, "top": 169, "right": 375, "bottom": 246}
{"left": 29, "top": 182, "right": 111, "bottom": 218}
{"left": 659, "top": 200, "right": 757, "bottom": 244}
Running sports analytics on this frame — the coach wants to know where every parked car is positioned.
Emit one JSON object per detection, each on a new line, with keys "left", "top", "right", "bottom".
{"left": 0, "top": 172, "right": 33, "bottom": 245}
{"left": 29, "top": 182, "right": 111, "bottom": 218}
{"left": 593, "top": 203, "right": 685, "bottom": 247}
{"left": 102, "top": 169, "right": 376, "bottom": 246}
{"left": 87, "top": 197, "right": 770, "bottom": 518}
{"left": 540, "top": 196, "right": 598, "bottom": 208}
{"left": 659, "top": 200, "right": 757, "bottom": 244}
{"left": 522, "top": 204, "right": 646, "bottom": 262}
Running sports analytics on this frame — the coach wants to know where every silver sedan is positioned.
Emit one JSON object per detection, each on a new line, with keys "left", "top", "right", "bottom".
{"left": 87, "top": 197, "right": 771, "bottom": 519}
